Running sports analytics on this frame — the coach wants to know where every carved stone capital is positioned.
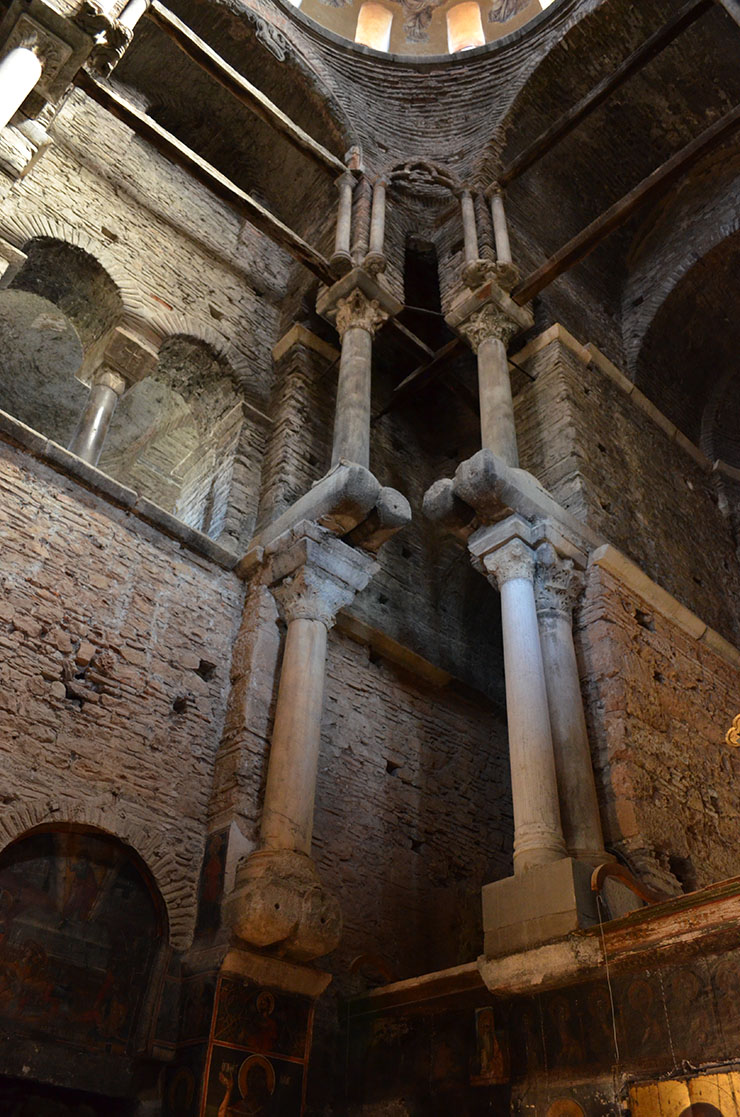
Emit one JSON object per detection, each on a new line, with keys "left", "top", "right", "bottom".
{"left": 534, "top": 541, "right": 584, "bottom": 621}
{"left": 266, "top": 522, "right": 378, "bottom": 628}
{"left": 483, "top": 537, "right": 536, "bottom": 588}
{"left": 272, "top": 563, "right": 360, "bottom": 628}
{"left": 334, "top": 287, "right": 390, "bottom": 339}
{"left": 457, "top": 303, "right": 520, "bottom": 354}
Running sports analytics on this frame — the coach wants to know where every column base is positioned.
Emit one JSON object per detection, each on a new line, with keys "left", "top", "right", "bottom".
{"left": 481, "top": 857, "right": 640, "bottom": 958}
{"left": 223, "top": 848, "right": 342, "bottom": 963}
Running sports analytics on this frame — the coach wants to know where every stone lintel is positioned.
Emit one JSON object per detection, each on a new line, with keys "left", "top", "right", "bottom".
{"left": 272, "top": 323, "right": 339, "bottom": 365}
{"left": 264, "top": 518, "right": 378, "bottom": 600}
{"left": 445, "top": 278, "right": 533, "bottom": 335}
{"left": 221, "top": 946, "right": 332, "bottom": 998}
{"left": 316, "top": 266, "right": 403, "bottom": 322}
{"left": 0, "top": 0, "right": 93, "bottom": 101}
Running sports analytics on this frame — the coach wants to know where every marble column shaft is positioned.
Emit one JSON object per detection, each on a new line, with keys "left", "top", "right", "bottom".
{"left": 68, "top": 367, "right": 126, "bottom": 465}
{"left": 535, "top": 543, "right": 606, "bottom": 862}
{"left": 0, "top": 46, "right": 43, "bottom": 130}
{"left": 458, "top": 304, "right": 520, "bottom": 467}
{"left": 485, "top": 537, "right": 567, "bottom": 873}
{"left": 331, "top": 288, "right": 389, "bottom": 469}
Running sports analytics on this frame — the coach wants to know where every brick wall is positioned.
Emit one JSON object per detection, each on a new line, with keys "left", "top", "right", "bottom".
{"left": 0, "top": 442, "right": 244, "bottom": 948}
{"left": 515, "top": 338, "right": 740, "bottom": 644}
{"left": 577, "top": 564, "right": 740, "bottom": 893}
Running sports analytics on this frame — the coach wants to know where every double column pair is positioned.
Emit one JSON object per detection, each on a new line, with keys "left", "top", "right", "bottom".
{"left": 477, "top": 522, "right": 605, "bottom": 873}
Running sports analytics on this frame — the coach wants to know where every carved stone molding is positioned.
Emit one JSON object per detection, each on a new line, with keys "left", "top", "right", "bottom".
{"left": 534, "top": 541, "right": 585, "bottom": 621}
{"left": 2, "top": 14, "right": 72, "bottom": 85}
{"left": 457, "top": 302, "right": 521, "bottom": 354}
{"left": 334, "top": 287, "right": 390, "bottom": 339}
{"left": 483, "top": 536, "right": 536, "bottom": 588}
{"left": 244, "top": 9, "right": 291, "bottom": 62}
{"left": 272, "top": 563, "right": 362, "bottom": 628}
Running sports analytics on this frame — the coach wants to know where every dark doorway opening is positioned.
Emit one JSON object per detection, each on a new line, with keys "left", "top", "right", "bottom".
{"left": 399, "top": 237, "right": 453, "bottom": 352}
{"left": 0, "top": 1076, "right": 136, "bottom": 1115}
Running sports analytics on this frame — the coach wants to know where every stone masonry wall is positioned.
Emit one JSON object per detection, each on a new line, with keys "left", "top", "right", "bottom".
{"left": 576, "top": 564, "right": 740, "bottom": 894}
{"left": 515, "top": 337, "right": 740, "bottom": 645}
{"left": 0, "top": 442, "right": 244, "bottom": 949}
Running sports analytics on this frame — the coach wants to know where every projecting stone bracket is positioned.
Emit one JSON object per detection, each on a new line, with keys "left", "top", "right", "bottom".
{"left": 238, "top": 463, "right": 410, "bottom": 577}
{"left": 422, "top": 447, "right": 601, "bottom": 556}
{"left": 223, "top": 848, "right": 342, "bottom": 963}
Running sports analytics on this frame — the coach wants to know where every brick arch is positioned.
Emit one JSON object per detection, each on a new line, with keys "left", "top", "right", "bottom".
{"left": 0, "top": 211, "right": 148, "bottom": 333}
{"left": 146, "top": 306, "right": 252, "bottom": 384}
{"left": 0, "top": 798, "right": 197, "bottom": 950}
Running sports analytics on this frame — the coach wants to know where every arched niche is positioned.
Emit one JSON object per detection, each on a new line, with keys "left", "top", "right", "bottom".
{"left": 0, "top": 237, "right": 124, "bottom": 445}
{"left": 0, "top": 826, "right": 167, "bottom": 1064}
{"left": 0, "top": 289, "right": 85, "bottom": 444}
{"left": 100, "top": 335, "right": 244, "bottom": 537}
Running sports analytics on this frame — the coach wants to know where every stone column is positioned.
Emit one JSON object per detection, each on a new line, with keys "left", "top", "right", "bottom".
{"left": 534, "top": 542, "right": 606, "bottom": 863}
{"left": 68, "top": 367, "right": 126, "bottom": 465}
{"left": 68, "top": 325, "right": 158, "bottom": 465}
{"left": 331, "top": 171, "right": 355, "bottom": 276}
{"left": 331, "top": 287, "right": 390, "bottom": 469}
{"left": 364, "top": 176, "right": 387, "bottom": 273}
{"left": 458, "top": 304, "right": 520, "bottom": 467}
{"left": 490, "top": 186, "right": 512, "bottom": 270}
{"left": 225, "top": 524, "right": 378, "bottom": 961}
{"left": 484, "top": 535, "right": 567, "bottom": 873}
{"left": 0, "top": 46, "right": 42, "bottom": 129}
{"left": 460, "top": 188, "right": 480, "bottom": 280}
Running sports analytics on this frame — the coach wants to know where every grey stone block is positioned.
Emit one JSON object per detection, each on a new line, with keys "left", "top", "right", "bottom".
{"left": 482, "top": 857, "right": 598, "bottom": 958}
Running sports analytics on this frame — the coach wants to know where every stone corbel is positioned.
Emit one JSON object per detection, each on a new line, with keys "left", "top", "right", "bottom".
{"left": 0, "top": 0, "right": 94, "bottom": 106}
{"left": 316, "top": 266, "right": 402, "bottom": 334}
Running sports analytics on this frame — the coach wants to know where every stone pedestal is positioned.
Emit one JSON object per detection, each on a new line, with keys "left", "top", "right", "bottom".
{"left": 482, "top": 857, "right": 598, "bottom": 957}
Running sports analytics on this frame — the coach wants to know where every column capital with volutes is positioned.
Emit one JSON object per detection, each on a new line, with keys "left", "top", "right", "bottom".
{"left": 534, "top": 541, "right": 585, "bottom": 622}
{"left": 265, "top": 521, "right": 378, "bottom": 628}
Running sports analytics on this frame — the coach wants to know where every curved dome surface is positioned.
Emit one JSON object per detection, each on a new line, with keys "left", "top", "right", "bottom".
{"left": 280, "top": 0, "right": 558, "bottom": 58}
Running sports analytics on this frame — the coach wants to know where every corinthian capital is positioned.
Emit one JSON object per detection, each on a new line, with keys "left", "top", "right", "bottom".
{"left": 334, "top": 288, "right": 390, "bottom": 339}
{"left": 271, "top": 564, "right": 360, "bottom": 628}
{"left": 534, "top": 542, "right": 584, "bottom": 620}
{"left": 457, "top": 303, "right": 520, "bottom": 354}
{"left": 267, "top": 523, "right": 378, "bottom": 628}
{"left": 483, "top": 537, "right": 536, "bottom": 588}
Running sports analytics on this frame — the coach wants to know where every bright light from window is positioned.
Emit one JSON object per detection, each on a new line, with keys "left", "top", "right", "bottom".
{"left": 446, "top": 2, "right": 485, "bottom": 52}
{"left": 355, "top": 2, "right": 393, "bottom": 50}
{"left": 540, "top": 0, "right": 557, "bottom": 8}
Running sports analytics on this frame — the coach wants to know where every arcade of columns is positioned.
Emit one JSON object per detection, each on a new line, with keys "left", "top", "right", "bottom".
{"left": 0, "top": 3, "right": 624, "bottom": 978}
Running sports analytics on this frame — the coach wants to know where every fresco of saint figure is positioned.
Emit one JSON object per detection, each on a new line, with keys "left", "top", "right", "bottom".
{"left": 489, "top": 0, "right": 530, "bottom": 23}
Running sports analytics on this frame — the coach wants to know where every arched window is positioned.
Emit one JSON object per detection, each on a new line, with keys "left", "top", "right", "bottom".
{"left": 355, "top": 2, "right": 393, "bottom": 50}
{"left": 446, "top": 2, "right": 485, "bottom": 52}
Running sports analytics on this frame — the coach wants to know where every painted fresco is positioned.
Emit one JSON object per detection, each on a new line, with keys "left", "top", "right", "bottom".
{"left": 163, "top": 974, "right": 315, "bottom": 1117}
{"left": 0, "top": 829, "right": 164, "bottom": 1055}
{"left": 201, "top": 976, "right": 313, "bottom": 1116}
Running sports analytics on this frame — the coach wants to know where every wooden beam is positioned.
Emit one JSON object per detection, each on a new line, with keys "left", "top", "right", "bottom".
{"left": 75, "top": 71, "right": 335, "bottom": 285}
{"left": 512, "top": 103, "right": 740, "bottom": 306}
{"left": 146, "top": 0, "right": 347, "bottom": 179}
{"left": 373, "top": 338, "right": 462, "bottom": 421}
{"left": 716, "top": 0, "right": 740, "bottom": 26}
{"left": 501, "top": 0, "right": 713, "bottom": 186}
